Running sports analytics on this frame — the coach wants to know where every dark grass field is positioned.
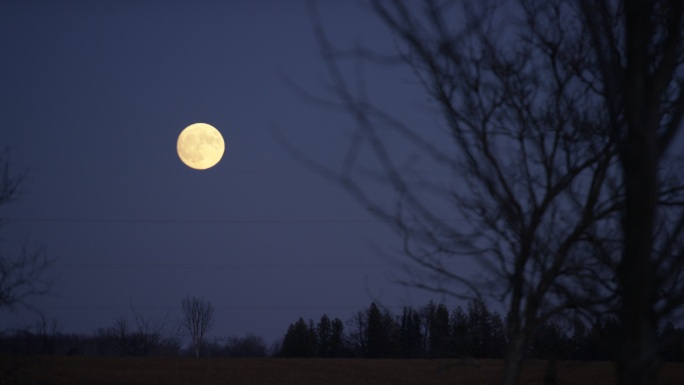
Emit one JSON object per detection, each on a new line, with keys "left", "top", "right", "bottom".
{"left": 3, "top": 356, "right": 684, "bottom": 385}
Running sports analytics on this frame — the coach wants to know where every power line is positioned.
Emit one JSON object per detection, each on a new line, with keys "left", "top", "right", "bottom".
{"left": 30, "top": 304, "right": 375, "bottom": 312}
{"left": 7, "top": 217, "right": 389, "bottom": 225}
{"left": 6, "top": 217, "right": 468, "bottom": 226}
{"left": 54, "top": 262, "right": 406, "bottom": 270}
{"left": 32, "top": 303, "right": 415, "bottom": 311}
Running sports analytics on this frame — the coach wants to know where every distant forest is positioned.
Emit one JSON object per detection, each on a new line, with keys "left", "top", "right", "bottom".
{"left": 3, "top": 299, "right": 684, "bottom": 361}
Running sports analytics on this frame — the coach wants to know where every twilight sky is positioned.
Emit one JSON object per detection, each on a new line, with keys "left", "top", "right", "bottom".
{"left": 0, "top": 1, "right": 465, "bottom": 344}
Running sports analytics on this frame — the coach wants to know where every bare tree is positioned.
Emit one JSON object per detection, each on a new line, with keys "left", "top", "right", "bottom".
{"left": 222, "top": 333, "right": 268, "bottom": 357}
{"left": 107, "top": 317, "right": 130, "bottom": 356}
{"left": 33, "top": 312, "right": 59, "bottom": 355}
{"left": 130, "top": 306, "right": 174, "bottom": 356}
{"left": 298, "top": 1, "right": 621, "bottom": 383}
{"left": 346, "top": 309, "right": 368, "bottom": 355}
{"left": 0, "top": 149, "right": 53, "bottom": 309}
{"left": 580, "top": 1, "right": 684, "bottom": 385}
{"left": 297, "top": 1, "right": 684, "bottom": 384}
{"left": 181, "top": 296, "right": 214, "bottom": 358}
{"left": 0, "top": 241, "right": 51, "bottom": 309}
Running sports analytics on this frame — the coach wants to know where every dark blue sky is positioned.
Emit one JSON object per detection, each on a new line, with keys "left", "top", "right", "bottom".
{"left": 0, "top": 1, "right": 456, "bottom": 344}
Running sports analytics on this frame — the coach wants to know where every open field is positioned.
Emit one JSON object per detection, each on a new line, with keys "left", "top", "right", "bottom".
{"left": 3, "top": 356, "right": 684, "bottom": 385}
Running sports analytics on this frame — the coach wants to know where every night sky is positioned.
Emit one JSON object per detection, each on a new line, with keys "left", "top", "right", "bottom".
{"left": 0, "top": 1, "right": 449, "bottom": 344}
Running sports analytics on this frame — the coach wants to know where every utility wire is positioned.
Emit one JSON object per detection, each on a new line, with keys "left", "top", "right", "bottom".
{"left": 54, "top": 262, "right": 406, "bottom": 270}
{"left": 6, "top": 217, "right": 390, "bottom": 225}
{"left": 33, "top": 304, "right": 413, "bottom": 311}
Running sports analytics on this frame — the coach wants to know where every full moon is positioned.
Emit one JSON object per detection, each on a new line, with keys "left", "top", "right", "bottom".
{"left": 177, "top": 123, "right": 225, "bottom": 170}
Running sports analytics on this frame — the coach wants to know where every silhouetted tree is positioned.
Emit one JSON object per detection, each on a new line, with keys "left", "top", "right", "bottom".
{"left": 467, "top": 298, "right": 493, "bottom": 358}
{"left": 101, "top": 311, "right": 179, "bottom": 357}
{"left": 33, "top": 312, "right": 59, "bottom": 355}
{"left": 450, "top": 305, "right": 469, "bottom": 357}
{"left": 489, "top": 311, "right": 507, "bottom": 359}
{"left": 429, "top": 304, "right": 450, "bottom": 358}
{"left": 580, "top": 1, "right": 684, "bottom": 384}
{"left": 181, "top": 296, "right": 214, "bottom": 358}
{"left": 223, "top": 333, "right": 268, "bottom": 357}
{"left": 659, "top": 322, "right": 684, "bottom": 362}
{"left": 347, "top": 309, "right": 367, "bottom": 356}
{"left": 584, "top": 317, "right": 620, "bottom": 361}
{"left": 383, "top": 307, "right": 401, "bottom": 357}
{"left": 418, "top": 301, "right": 436, "bottom": 355}
{"left": 0, "top": 150, "right": 53, "bottom": 309}
{"left": 308, "top": 319, "right": 319, "bottom": 354}
{"left": 317, "top": 314, "right": 333, "bottom": 357}
{"left": 529, "top": 319, "right": 567, "bottom": 359}
{"left": 329, "top": 317, "right": 346, "bottom": 357}
{"left": 107, "top": 317, "right": 130, "bottom": 356}
{"left": 302, "top": 1, "right": 627, "bottom": 383}
{"left": 131, "top": 306, "right": 180, "bottom": 356}
{"left": 280, "top": 317, "right": 317, "bottom": 357}
{"left": 569, "top": 314, "right": 588, "bottom": 360}
{"left": 366, "top": 302, "right": 386, "bottom": 358}
{"left": 399, "top": 306, "right": 423, "bottom": 358}
{"left": 131, "top": 309, "right": 158, "bottom": 356}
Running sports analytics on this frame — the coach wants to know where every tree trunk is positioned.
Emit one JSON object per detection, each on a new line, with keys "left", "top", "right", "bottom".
{"left": 501, "top": 333, "right": 527, "bottom": 385}
{"left": 616, "top": 140, "right": 661, "bottom": 385}
{"left": 617, "top": 41, "right": 661, "bottom": 382}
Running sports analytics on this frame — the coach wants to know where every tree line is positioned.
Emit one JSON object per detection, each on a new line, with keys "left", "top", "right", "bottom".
{"left": 278, "top": 300, "right": 684, "bottom": 361}
{"left": 0, "top": 296, "right": 266, "bottom": 358}
{"left": 277, "top": 300, "right": 567, "bottom": 360}
{"left": 3, "top": 298, "right": 684, "bottom": 361}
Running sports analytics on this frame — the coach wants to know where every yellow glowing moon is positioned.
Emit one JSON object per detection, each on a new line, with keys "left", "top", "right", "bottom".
{"left": 177, "top": 123, "right": 225, "bottom": 170}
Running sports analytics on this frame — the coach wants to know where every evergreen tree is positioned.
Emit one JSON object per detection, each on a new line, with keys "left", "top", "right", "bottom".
{"left": 489, "top": 311, "right": 507, "bottom": 358}
{"left": 467, "top": 298, "right": 492, "bottom": 358}
{"left": 429, "top": 304, "right": 450, "bottom": 358}
{"left": 308, "top": 319, "right": 318, "bottom": 356}
{"left": 570, "top": 314, "right": 587, "bottom": 359}
{"left": 280, "top": 317, "right": 317, "bottom": 357}
{"left": 399, "top": 306, "right": 423, "bottom": 358}
{"left": 450, "top": 305, "right": 468, "bottom": 357}
{"left": 529, "top": 319, "right": 567, "bottom": 359}
{"left": 659, "top": 322, "right": 684, "bottom": 362}
{"left": 383, "top": 308, "right": 400, "bottom": 357}
{"left": 317, "top": 314, "right": 332, "bottom": 357}
{"left": 366, "top": 302, "right": 386, "bottom": 358}
{"left": 330, "top": 317, "right": 345, "bottom": 357}
{"left": 585, "top": 317, "right": 620, "bottom": 360}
